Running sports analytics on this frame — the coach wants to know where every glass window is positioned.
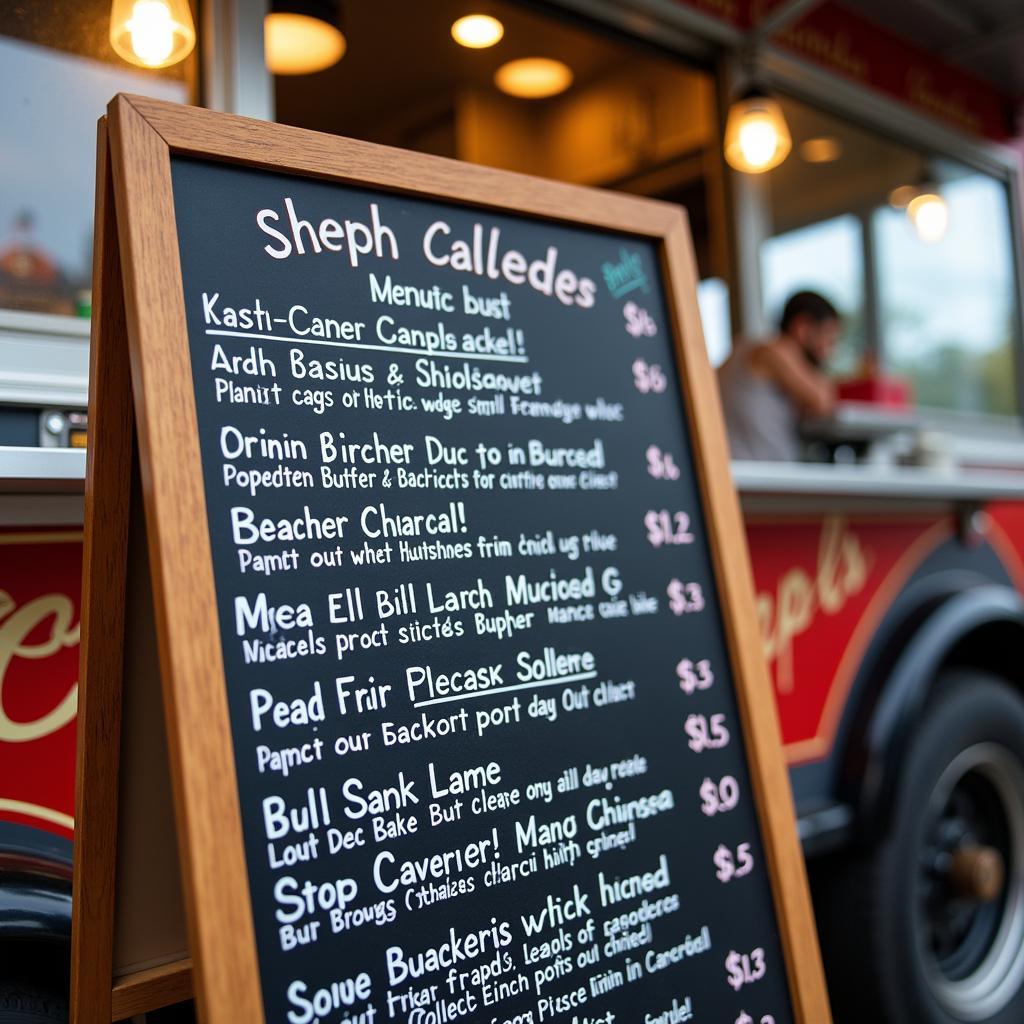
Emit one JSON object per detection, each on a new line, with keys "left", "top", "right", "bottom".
{"left": 761, "top": 214, "right": 864, "bottom": 374}
{"left": 698, "top": 277, "right": 732, "bottom": 367}
{"left": 0, "top": 6, "right": 189, "bottom": 319}
{"left": 874, "top": 171, "right": 1018, "bottom": 416}
{"left": 758, "top": 97, "right": 901, "bottom": 376}
{"left": 758, "top": 94, "right": 1021, "bottom": 419}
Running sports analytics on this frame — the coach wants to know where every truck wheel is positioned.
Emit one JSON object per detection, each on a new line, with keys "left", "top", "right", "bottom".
{"left": 0, "top": 984, "right": 66, "bottom": 1024}
{"left": 814, "top": 672, "right": 1024, "bottom": 1023}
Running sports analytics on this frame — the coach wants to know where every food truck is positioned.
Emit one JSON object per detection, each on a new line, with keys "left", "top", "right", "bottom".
{"left": 2, "top": 1, "right": 1023, "bottom": 1021}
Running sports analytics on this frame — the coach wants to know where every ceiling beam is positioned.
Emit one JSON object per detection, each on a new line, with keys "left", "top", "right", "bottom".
{"left": 747, "top": 0, "right": 826, "bottom": 45}
{"left": 903, "top": 0, "right": 988, "bottom": 37}
{"left": 944, "top": 11, "right": 1024, "bottom": 63}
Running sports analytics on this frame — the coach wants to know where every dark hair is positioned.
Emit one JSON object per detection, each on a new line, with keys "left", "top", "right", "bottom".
{"left": 779, "top": 291, "right": 839, "bottom": 333}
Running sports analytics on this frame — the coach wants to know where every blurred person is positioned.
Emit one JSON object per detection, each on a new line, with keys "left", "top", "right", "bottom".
{"left": 717, "top": 290, "right": 839, "bottom": 461}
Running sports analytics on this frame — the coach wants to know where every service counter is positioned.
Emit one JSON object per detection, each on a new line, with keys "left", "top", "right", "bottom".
{"left": 733, "top": 460, "right": 1024, "bottom": 516}
{"left": 0, "top": 446, "right": 86, "bottom": 526}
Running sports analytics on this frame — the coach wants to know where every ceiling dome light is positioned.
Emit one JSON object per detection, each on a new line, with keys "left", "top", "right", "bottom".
{"left": 723, "top": 90, "right": 792, "bottom": 174}
{"left": 907, "top": 192, "right": 948, "bottom": 244}
{"left": 495, "top": 58, "right": 573, "bottom": 99}
{"left": 266, "top": 0, "right": 346, "bottom": 76}
{"left": 452, "top": 14, "right": 504, "bottom": 48}
{"left": 800, "top": 136, "right": 842, "bottom": 164}
{"left": 110, "top": 0, "right": 195, "bottom": 68}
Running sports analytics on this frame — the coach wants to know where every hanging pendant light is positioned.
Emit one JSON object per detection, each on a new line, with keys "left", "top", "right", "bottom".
{"left": 907, "top": 191, "right": 948, "bottom": 244}
{"left": 889, "top": 169, "right": 949, "bottom": 244}
{"left": 495, "top": 58, "right": 573, "bottom": 99}
{"left": 265, "top": 0, "right": 346, "bottom": 76}
{"left": 723, "top": 88, "right": 792, "bottom": 174}
{"left": 451, "top": 14, "right": 504, "bottom": 49}
{"left": 109, "top": 0, "right": 196, "bottom": 69}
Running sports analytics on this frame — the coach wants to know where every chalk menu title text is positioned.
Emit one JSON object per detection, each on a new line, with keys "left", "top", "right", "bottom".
{"left": 256, "top": 199, "right": 598, "bottom": 309}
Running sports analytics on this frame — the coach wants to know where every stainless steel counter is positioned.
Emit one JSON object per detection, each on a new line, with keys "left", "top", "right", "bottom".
{"left": 0, "top": 447, "right": 87, "bottom": 526}
{"left": 0, "top": 447, "right": 88, "bottom": 493}
{"left": 733, "top": 461, "right": 1024, "bottom": 514}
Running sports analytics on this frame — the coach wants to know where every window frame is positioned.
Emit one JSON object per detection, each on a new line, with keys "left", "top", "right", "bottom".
{"left": 870, "top": 176, "right": 1020, "bottom": 419}
{"left": 759, "top": 209, "right": 872, "bottom": 375}
{"left": 746, "top": 48, "right": 1024, "bottom": 436}
{"left": 0, "top": 0, "right": 270, "bottom": 413}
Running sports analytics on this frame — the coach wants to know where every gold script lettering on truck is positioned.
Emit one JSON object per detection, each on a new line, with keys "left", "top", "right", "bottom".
{"left": 0, "top": 530, "right": 82, "bottom": 837}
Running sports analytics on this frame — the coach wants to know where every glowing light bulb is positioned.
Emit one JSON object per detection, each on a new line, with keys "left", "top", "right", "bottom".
{"left": 738, "top": 116, "right": 781, "bottom": 168}
{"left": 452, "top": 14, "right": 504, "bottom": 48}
{"left": 908, "top": 192, "right": 948, "bottom": 244}
{"left": 723, "top": 92, "right": 791, "bottom": 173}
{"left": 110, "top": 0, "right": 195, "bottom": 68}
{"left": 126, "top": 0, "right": 174, "bottom": 66}
{"left": 265, "top": 12, "right": 346, "bottom": 75}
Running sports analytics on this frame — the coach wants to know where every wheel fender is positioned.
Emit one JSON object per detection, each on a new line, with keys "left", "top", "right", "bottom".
{"left": 0, "top": 877, "right": 71, "bottom": 942}
{"left": 851, "top": 583, "right": 1024, "bottom": 841}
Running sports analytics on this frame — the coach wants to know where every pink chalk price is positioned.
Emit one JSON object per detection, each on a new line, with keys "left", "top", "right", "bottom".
{"left": 632, "top": 358, "right": 668, "bottom": 394}
{"left": 685, "top": 712, "right": 730, "bottom": 753}
{"left": 726, "top": 948, "right": 766, "bottom": 992}
{"left": 645, "top": 509, "right": 694, "bottom": 547}
{"left": 699, "top": 774, "right": 740, "bottom": 817}
{"left": 677, "top": 657, "right": 713, "bottom": 695}
{"left": 714, "top": 842, "right": 755, "bottom": 883}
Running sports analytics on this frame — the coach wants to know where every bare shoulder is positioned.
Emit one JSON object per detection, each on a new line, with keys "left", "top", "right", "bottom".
{"left": 755, "top": 339, "right": 796, "bottom": 369}
{"left": 725, "top": 339, "right": 776, "bottom": 380}
{"left": 748, "top": 339, "right": 792, "bottom": 377}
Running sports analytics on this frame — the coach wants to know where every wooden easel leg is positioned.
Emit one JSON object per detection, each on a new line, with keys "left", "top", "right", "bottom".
{"left": 71, "top": 118, "right": 135, "bottom": 1024}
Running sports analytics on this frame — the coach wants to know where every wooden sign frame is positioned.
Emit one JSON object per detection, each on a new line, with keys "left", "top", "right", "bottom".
{"left": 73, "top": 93, "right": 830, "bottom": 1023}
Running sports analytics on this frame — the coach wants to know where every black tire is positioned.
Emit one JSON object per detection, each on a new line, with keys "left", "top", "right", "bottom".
{"left": 812, "top": 671, "right": 1024, "bottom": 1024}
{"left": 0, "top": 983, "right": 66, "bottom": 1024}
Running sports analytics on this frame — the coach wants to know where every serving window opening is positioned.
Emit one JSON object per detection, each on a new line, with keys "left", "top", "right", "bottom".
{"left": 271, "top": 0, "right": 732, "bottom": 363}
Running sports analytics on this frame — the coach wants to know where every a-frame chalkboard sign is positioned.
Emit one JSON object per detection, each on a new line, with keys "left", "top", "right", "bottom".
{"left": 72, "top": 94, "right": 831, "bottom": 1023}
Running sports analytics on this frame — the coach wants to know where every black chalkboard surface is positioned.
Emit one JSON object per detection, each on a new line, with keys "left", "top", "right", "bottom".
{"left": 74, "top": 95, "right": 830, "bottom": 1024}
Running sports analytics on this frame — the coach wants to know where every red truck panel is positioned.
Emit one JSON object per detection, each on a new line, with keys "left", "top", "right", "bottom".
{"left": 746, "top": 515, "right": 952, "bottom": 764}
{"left": 0, "top": 529, "right": 82, "bottom": 840}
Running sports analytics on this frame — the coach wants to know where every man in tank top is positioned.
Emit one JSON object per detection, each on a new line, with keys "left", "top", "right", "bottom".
{"left": 717, "top": 291, "right": 839, "bottom": 461}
